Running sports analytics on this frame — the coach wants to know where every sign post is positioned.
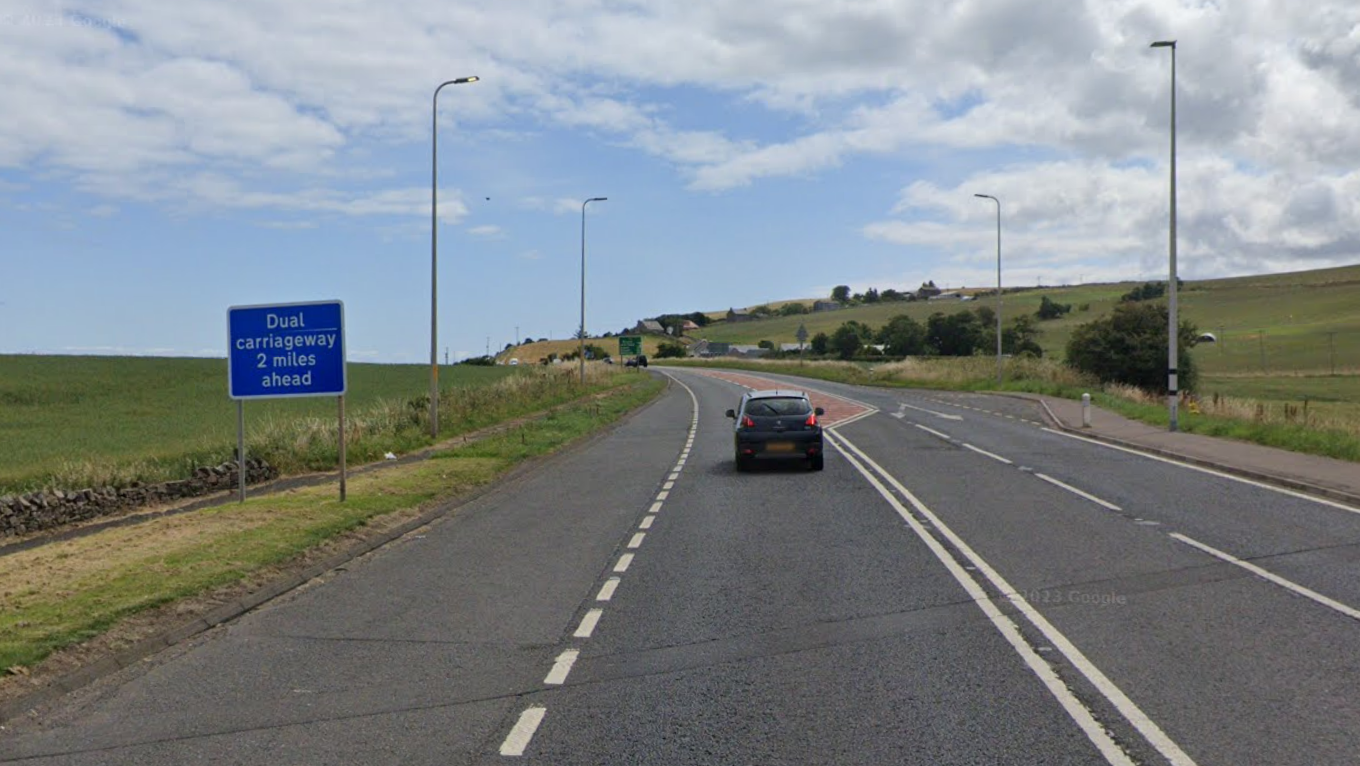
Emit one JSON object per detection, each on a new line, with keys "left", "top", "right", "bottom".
{"left": 228, "top": 300, "right": 347, "bottom": 502}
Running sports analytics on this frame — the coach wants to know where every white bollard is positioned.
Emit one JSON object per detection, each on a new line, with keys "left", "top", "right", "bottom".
{"left": 1082, "top": 393, "right": 1091, "bottom": 428}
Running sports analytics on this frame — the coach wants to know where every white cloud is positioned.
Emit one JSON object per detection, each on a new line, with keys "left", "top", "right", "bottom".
{"left": 468, "top": 224, "right": 503, "bottom": 238}
{"left": 1, "top": 0, "right": 1358, "bottom": 274}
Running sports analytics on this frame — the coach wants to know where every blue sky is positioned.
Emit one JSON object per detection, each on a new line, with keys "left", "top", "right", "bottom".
{"left": 4, "top": 1, "right": 1360, "bottom": 362}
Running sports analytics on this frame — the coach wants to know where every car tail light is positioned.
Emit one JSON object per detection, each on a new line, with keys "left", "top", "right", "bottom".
{"left": 805, "top": 412, "right": 818, "bottom": 427}
{"left": 741, "top": 415, "right": 755, "bottom": 428}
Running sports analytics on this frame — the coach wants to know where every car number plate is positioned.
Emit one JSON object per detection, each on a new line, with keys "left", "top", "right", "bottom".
{"left": 765, "top": 441, "right": 795, "bottom": 453}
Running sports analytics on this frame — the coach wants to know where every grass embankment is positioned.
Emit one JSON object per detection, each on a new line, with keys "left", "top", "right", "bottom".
{"left": 0, "top": 371, "right": 665, "bottom": 673}
{"left": 661, "top": 357, "right": 1360, "bottom": 463}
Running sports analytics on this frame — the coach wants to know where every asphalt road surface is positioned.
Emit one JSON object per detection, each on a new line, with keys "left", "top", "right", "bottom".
{"left": 5, "top": 368, "right": 1360, "bottom": 765}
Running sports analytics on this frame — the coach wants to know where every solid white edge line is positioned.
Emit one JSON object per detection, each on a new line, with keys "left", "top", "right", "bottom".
{"left": 613, "top": 553, "right": 634, "bottom": 573}
{"left": 628, "top": 532, "right": 646, "bottom": 549}
{"left": 639, "top": 515, "right": 655, "bottom": 529}
{"left": 574, "top": 608, "right": 602, "bottom": 638}
{"left": 499, "top": 706, "right": 547, "bottom": 756}
{"left": 544, "top": 649, "right": 579, "bottom": 685}
{"left": 828, "top": 431, "right": 1198, "bottom": 766}
{"left": 596, "top": 577, "right": 620, "bottom": 601}
{"left": 914, "top": 424, "right": 953, "bottom": 441}
{"left": 1042, "top": 427, "right": 1360, "bottom": 515}
{"left": 1035, "top": 473, "right": 1123, "bottom": 512}
{"left": 963, "top": 443, "right": 1014, "bottom": 465}
{"left": 1170, "top": 533, "right": 1360, "bottom": 621}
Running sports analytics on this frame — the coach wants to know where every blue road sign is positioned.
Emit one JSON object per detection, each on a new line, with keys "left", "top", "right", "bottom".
{"left": 228, "top": 301, "right": 346, "bottom": 399}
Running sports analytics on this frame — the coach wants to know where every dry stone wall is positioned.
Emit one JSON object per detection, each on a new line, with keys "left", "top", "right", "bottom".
{"left": 0, "top": 459, "right": 277, "bottom": 538}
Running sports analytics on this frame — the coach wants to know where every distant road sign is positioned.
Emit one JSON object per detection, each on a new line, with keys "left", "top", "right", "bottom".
{"left": 619, "top": 335, "right": 642, "bottom": 356}
{"left": 228, "top": 301, "right": 346, "bottom": 399}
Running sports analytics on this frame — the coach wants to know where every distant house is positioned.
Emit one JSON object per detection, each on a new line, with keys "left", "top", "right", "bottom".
{"left": 812, "top": 300, "right": 841, "bottom": 312}
{"left": 692, "top": 340, "right": 730, "bottom": 357}
{"left": 633, "top": 319, "right": 666, "bottom": 334}
{"left": 917, "top": 281, "right": 942, "bottom": 299}
{"left": 780, "top": 343, "right": 804, "bottom": 353}
{"left": 929, "top": 292, "right": 964, "bottom": 301}
{"left": 679, "top": 320, "right": 700, "bottom": 334}
{"left": 727, "top": 344, "right": 768, "bottom": 358}
{"left": 726, "top": 307, "right": 754, "bottom": 322}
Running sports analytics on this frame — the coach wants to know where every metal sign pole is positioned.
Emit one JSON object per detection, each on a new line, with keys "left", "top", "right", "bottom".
{"left": 338, "top": 395, "right": 347, "bottom": 502}
{"left": 237, "top": 400, "right": 246, "bottom": 503}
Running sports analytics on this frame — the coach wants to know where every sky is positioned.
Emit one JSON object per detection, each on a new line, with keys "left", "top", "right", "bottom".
{"left": 3, "top": 1, "right": 1360, "bottom": 363}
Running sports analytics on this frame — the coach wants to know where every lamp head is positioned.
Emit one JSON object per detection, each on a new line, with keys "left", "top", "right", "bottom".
{"left": 456, "top": 76, "right": 480, "bottom": 84}
{"left": 1150, "top": 40, "right": 1176, "bottom": 49}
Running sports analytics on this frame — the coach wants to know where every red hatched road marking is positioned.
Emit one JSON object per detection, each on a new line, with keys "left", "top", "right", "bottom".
{"left": 685, "top": 369, "right": 874, "bottom": 426}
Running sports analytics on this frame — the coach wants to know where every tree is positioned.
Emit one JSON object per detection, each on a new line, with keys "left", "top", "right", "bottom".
{"left": 881, "top": 288, "right": 904, "bottom": 302}
{"left": 830, "top": 323, "right": 862, "bottom": 360}
{"left": 863, "top": 287, "right": 880, "bottom": 303}
{"left": 1004, "top": 315, "right": 1044, "bottom": 357}
{"left": 831, "top": 285, "right": 851, "bottom": 303}
{"left": 779, "top": 302, "right": 810, "bottom": 316}
{"left": 1065, "top": 301, "right": 1198, "bottom": 392}
{"left": 809, "top": 331, "right": 830, "bottom": 355}
{"left": 757, "top": 339, "right": 775, "bottom": 350}
{"left": 1037, "top": 295, "right": 1073, "bottom": 320}
{"left": 878, "top": 314, "right": 927, "bottom": 356}
{"left": 927, "top": 311, "right": 986, "bottom": 356}
{"left": 654, "top": 341, "right": 687, "bottom": 359}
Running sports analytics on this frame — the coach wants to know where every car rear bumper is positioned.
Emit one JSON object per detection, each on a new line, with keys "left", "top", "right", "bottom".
{"left": 736, "top": 433, "right": 823, "bottom": 461}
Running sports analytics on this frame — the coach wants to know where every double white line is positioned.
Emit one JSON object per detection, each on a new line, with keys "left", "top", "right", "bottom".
{"left": 827, "top": 430, "right": 1199, "bottom": 766}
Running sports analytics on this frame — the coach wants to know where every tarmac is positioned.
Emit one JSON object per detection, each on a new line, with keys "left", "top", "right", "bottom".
{"left": 1023, "top": 393, "right": 1360, "bottom": 508}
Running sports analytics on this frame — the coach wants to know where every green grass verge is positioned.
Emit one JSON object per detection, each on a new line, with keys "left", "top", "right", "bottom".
{"left": 0, "top": 374, "right": 665, "bottom": 671}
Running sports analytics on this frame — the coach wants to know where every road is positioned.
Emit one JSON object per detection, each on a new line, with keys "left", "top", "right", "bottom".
{"left": 5, "top": 367, "right": 1360, "bottom": 764}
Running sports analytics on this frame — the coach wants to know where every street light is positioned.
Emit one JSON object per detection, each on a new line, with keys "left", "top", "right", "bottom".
{"left": 1152, "top": 40, "right": 1179, "bottom": 432}
{"left": 430, "top": 75, "right": 479, "bottom": 439}
{"left": 974, "top": 193, "right": 1002, "bottom": 385}
{"left": 579, "top": 197, "right": 607, "bottom": 384}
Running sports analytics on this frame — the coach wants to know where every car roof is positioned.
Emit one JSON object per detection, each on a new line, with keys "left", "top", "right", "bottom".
{"left": 743, "top": 389, "right": 809, "bottom": 400}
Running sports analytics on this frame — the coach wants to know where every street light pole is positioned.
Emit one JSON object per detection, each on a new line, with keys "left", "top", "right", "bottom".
{"left": 1152, "top": 40, "right": 1178, "bottom": 432}
{"left": 580, "top": 197, "right": 607, "bottom": 384}
{"left": 974, "top": 193, "right": 1002, "bottom": 385}
{"left": 430, "top": 75, "right": 479, "bottom": 439}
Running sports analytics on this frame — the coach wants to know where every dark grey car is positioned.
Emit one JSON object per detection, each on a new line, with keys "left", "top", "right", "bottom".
{"left": 726, "top": 389, "right": 825, "bottom": 472}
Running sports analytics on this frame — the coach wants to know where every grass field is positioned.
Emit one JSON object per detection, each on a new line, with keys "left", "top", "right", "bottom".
{"left": 0, "top": 355, "right": 526, "bottom": 493}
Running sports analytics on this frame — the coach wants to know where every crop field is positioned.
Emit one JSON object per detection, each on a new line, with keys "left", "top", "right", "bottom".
{"left": 0, "top": 355, "right": 522, "bottom": 493}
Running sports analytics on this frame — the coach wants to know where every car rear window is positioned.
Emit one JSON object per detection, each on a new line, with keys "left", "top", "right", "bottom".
{"left": 744, "top": 397, "right": 812, "bottom": 417}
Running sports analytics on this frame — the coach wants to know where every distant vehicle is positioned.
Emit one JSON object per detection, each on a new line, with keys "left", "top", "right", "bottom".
{"left": 625, "top": 355, "right": 649, "bottom": 368}
{"left": 726, "top": 389, "right": 825, "bottom": 472}
{"left": 509, "top": 358, "right": 520, "bottom": 366}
